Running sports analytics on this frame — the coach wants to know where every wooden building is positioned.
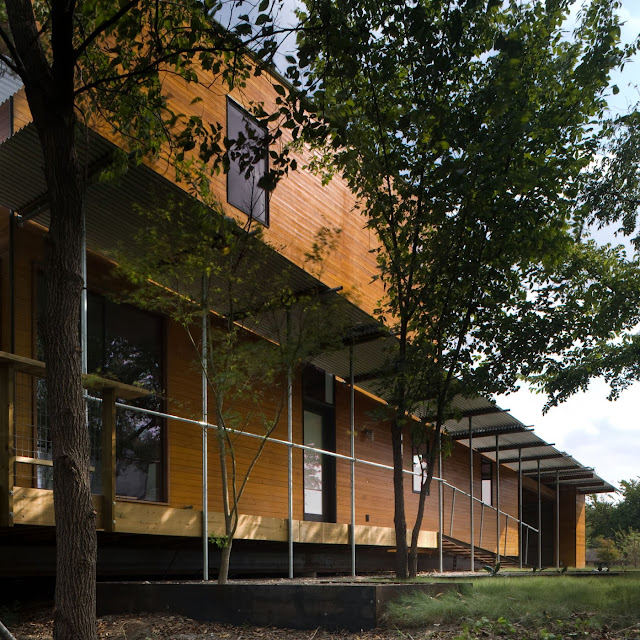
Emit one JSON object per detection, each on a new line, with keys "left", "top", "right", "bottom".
{"left": 0, "top": 61, "right": 613, "bottom": 578}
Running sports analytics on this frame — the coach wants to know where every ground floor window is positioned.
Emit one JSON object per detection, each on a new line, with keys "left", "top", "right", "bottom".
{"left": 413, "top": 442, "right": 429, "bottom": 493}
{"left": 35, "top": 273, "right": 165, "bottom": 501}
{"left": 302, "top": 365, "right": 336, "bottom": 523}
{"left": 481, "top": 458, "right": 492, "bottom": 506}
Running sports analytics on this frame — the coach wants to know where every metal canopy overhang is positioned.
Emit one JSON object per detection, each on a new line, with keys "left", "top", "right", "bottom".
{"left": 0, "top": 122, "right": 616, "bottom": 496}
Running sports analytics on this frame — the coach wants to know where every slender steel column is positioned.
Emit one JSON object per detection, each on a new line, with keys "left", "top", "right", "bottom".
{"left": 468, "top": 416, "right": 474, "bottom": 571}
{"left": 495, "top": 434, "right": 500, "bottom": 563}
{"left": 350, "top": 345, "right": 356, "bottom": 577}
{"left": 518, "top": 448, "right": 523, "bottom": 569}
{"left": 556, "top": 471, "right": 560, "bottom": 569}
{"left": 9, "top": 212, "right": 15, "bottom": 354}
{"left": 537, "top": 459, "right": 542, "bottom": 569}
{"left": 438, "top": 430, "right": 443, "bottom": 573}
{"left": 201, "top": 274, "right": 209, "bottom": 581}
{"left": 287, "top": 363, "right": 294, "bottom": 578}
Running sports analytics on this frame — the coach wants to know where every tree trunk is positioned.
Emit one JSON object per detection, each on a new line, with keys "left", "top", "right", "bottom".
{"left": 391, "top": 419, "right": 408, "bottom": 579}
{"left": 3, "top": 2, "right": 99, "bottom": 637}
{"left": 218, "top": 538, "right": 233, "bottom": 584}
{"left": 39, "top": 119, "right": 98, "bottom": 640}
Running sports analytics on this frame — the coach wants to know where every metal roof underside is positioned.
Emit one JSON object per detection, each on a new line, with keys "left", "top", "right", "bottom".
{"left": 0, "top": 123, "right": 615, "bottom": 496}
{"left": 0, "top": 65, "right": 23, "bottom": 105}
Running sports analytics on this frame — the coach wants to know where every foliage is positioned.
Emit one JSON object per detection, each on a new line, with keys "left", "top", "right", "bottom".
{"left": 532, "top": 98, "right": 640, "bottom": 405}
{"left": 114, "top": 196, "right": 347, "bottom": 583}
{"left": 586, "top": 478, "right": 640, "bottom": 543}
{"left": 293, "top": 0, "right": 631, "bottom": 578}
{"left": 593, "top": 535, "right": 621, "bottom": 566}
{"left": 617, "top": 528, "right": 640, "bottom": 568}
{"left": 0, "top": 0, "right": 306, "bottom": 635}
{"left": 482, "top": 562, "right": 501, "bottom": 577}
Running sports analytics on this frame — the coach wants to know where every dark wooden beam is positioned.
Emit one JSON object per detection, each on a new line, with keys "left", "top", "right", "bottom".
{"left": 448, "top": 425, "right": 531, "bottom": 440}
{"left": 523, "top": 465, "right": 581, "bottom": 475}
{"left": 498, "top": 452, "right": 566, "bottom": 464}
{"left": 535, "top": 472, "right": 595, "bottom": 482}
{"left": 474, "top": 440, "right": 554, "bottom": 454}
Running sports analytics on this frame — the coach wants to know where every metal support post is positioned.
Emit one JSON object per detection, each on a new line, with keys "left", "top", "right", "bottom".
{"left": 468, "top": 416, "right": 474, "bottom": 571}
{"left": 349, "top": 345, "right": 356, "bottom": 577}
{"left": 537, "top": 460, "right": 542, "bottom": 570}
{"left": 495, "top": 434, "right": 500, "bottom": 564}
{"left": 518, "top": 448, "right": 523, "bottom": 569}
{"left": 201, "top": 275, "right": 209, "bottom": 581}
{"left": 286, "top": 309, "right": 294, "bottom": 579}
{"left": 556, "top": 471, "right": 560, "bottom": 569}
{"left": 287, "top": 363, "right": 294, "bottom": 579}
{"left": 438, "top": 431, "right": 443, "bottom": 573}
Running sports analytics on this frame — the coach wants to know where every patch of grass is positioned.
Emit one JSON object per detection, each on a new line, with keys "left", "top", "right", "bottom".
{"left": 386, "top": 574, "right": 640, "bottom": 632}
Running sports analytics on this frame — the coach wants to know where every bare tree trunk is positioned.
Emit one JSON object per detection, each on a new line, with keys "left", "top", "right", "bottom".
{"left": 40, "top": 119, "right": 98, "bottom": 640}
{"left": 391, "top": 420, "right": 408, "bottom": 579}
{"left": 4, "top": 1, "right": 99, "bottom": 637}
{"left": 219, "top": 538, "right": 233, "bottom": 584}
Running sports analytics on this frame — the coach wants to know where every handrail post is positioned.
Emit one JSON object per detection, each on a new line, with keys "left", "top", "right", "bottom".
{"left": 101, "top": 387, "right": 117, "bottom": 533}
{"left": 479, "top": 502, "right": 484, "bottom": 549}
{"left": 450, "top": 487, "right": 456, "bottom": 538}
{"left": 504, "top": 514, "right": 508, "bottom": 557}
{"left": 0, "top": 364, "right": 15, "bottom": 528}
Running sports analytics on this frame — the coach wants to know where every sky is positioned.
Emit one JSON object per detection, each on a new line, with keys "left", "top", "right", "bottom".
{"left": 497, "top": 0, "right": 640, "bottom": 495}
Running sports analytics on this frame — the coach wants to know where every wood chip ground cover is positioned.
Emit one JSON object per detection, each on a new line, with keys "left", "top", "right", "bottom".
{"left": 6, "top": 607, "right": 640, "bottom": 640}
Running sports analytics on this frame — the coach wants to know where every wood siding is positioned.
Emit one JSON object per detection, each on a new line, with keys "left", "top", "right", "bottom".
{"left": 0, "top": 51, "right": 586, "bottom": 564}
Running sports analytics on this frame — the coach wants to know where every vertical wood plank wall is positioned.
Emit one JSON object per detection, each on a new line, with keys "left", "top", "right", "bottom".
{"left": 0, "top": 54, "right": 586, "bottom": 562}
{"left": 2, "top": 218, "right": 540, "bottom": 555}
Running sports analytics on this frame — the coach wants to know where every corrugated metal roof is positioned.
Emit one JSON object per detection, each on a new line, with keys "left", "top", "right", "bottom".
{"left": 0, "top": 123, "right": 615, "bottom": 496}
{"left": 0, "top": 63, "right": 23, "bottom": 105}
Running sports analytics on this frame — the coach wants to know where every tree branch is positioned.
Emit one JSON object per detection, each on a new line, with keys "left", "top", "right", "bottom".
{"left": 0, "top": 24, "right": 22, "bottom": 75}
{"left": 74, "top": 0, "right": 141, "bottom": 62}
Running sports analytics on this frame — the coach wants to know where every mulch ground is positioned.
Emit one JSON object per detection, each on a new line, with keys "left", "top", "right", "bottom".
{"left": 6, "top": 605, "right": 457, "bottom": 640}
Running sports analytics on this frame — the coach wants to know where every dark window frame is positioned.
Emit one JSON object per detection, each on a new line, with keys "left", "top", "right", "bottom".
{"left": 226, "top": 96, "right": 269, "bottom": 226}
{"left": 301, "top": 365, "right": 336, "bottom": 523}
{"left": 481, "top": 458, "right": 493, "bottom": 506}
{"left": 412, "top": 441, "right": 430, "bottom": 494}
{"left": 33, "top": 268, "right": 168, "bottom": 503}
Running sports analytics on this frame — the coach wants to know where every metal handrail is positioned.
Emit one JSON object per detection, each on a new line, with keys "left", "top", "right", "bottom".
{"left": 440, "top": 479, "right": 538, "bottom": 534}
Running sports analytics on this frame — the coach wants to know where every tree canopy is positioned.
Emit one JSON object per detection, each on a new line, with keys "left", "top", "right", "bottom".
{"left": 588, "top": 478, "right": 640, "bottom": 543}
{"left": 293, "top": 0, "right": 635, "bottom": 577}
{"left": 0, "top": 0, "right": 301, "bottom": 636}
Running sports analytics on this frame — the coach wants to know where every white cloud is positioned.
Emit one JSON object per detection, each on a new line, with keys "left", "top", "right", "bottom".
{"left": 497, "top": 377, "right": 640, "bottom": 490}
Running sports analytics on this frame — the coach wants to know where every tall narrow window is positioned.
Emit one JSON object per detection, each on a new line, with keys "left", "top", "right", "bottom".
{"left": 413, "top": 442, "right": 429, "bottom": 493}
{"left": 302, "top": 365, "right": 336, "bottom": 523}
{"left": 227, "top": 97, "right": 268, "bottom": 224}
{"left": 481, "top": 458, "right": 493, "bottom": 506}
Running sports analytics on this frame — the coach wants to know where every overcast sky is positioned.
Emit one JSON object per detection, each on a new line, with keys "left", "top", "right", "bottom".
{"left": 497, "top": 0, "right": 640, "bottom": 496}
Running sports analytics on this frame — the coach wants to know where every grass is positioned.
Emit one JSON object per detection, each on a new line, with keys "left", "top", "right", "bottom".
{"left": 386, "top": 574, "right": 640, "bottom": 634}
